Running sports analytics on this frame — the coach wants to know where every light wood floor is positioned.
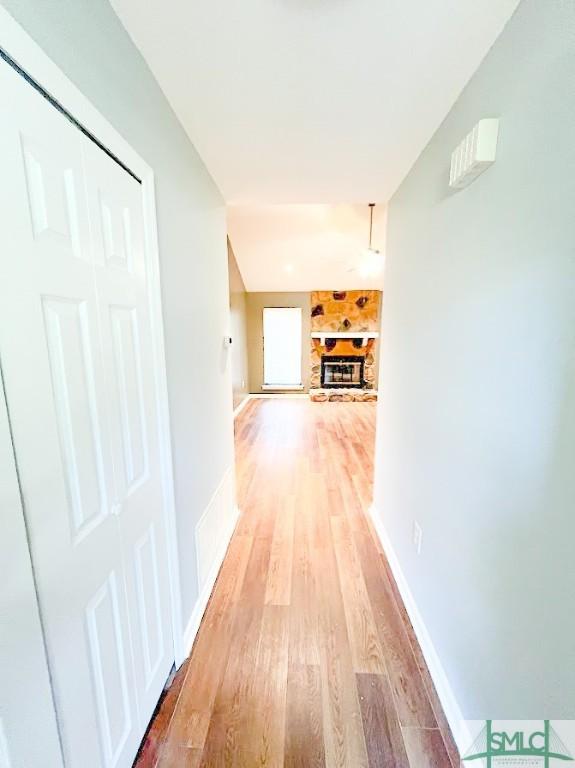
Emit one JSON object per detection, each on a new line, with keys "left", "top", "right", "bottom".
{"left": 135, "top": 398, "right": 459, "bottom": 767}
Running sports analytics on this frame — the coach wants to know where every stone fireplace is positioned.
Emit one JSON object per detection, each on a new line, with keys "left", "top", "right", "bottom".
{"left": 309, "top": 290, "right": 380, "bottom": 402}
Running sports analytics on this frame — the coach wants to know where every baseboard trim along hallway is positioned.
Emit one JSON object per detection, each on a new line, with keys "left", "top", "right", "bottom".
{"left": 369, "top": 504, "right": 471, "bottom": 755}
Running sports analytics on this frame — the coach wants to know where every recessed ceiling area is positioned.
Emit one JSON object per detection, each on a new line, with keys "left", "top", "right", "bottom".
{"left": 111, "top": 0, "right": 519, "bottom": 204}
{"left": 227, "top": 204, "right": 386, "bottom": 291}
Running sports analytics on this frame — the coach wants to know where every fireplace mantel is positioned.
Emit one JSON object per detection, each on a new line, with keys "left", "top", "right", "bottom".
{"left": 311, "top": 331, "right": 379, "bottom": 347}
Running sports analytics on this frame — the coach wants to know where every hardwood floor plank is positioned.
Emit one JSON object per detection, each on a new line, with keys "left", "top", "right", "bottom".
{"left": 237, "top": 533, "right": 272, "bottom": 607}
{"left": 355, "top": 530, "right": 437, "bottom": 728}
{"left": 315, "top": 541, "right": 370, "bottom": 768}
{"left": 162, "top": 536, "right": 254, "bottom": 752}
{"left": 210, "top": 533, "right": 254, "bottom": 613}
{"left": 402, "top": 728, "right": 453, "bottom": 768}
{"left": 285, "top": 664, "right": 325, "bottom": 768}
{"left": 199, "top": 536, "right": 272, "bottom": 761}
{"left": 157, "top": 743, "right": 203, "bottom": 768}
{"left": 376, "top": 555, "right": 461, "bottom": 768}
{"left": 247, "top": 605, "right": 290, "bottom": 767}
{"left": 265, "top": 495, "right": 295, "bottom": 606}
{"left": 199, "top": 603, "right": 263, "bottom": 763}
{"left": 356, "top": 673, "right": 409, "bottom": 768}
{"left": 197, "top": 713, "right": 235, "bottom": 768}
{"left": 134, "top": 659, "right": 190, "bottom": 767}
{"left": 289, "top": 520, "right": 321, "bottom": 666}
{"left": 162, "top": 617, "right": 232, "bottom": 750}
{"left": 330, "top": 515, "right": 386, "bottom": 675}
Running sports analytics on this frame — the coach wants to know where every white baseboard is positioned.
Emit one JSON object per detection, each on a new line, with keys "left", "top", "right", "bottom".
{"left": 369, "top": 505, "right": 472, "bottom": 755}
{"left": 181, "top": 468, "right": 240, "bottom": 658}
{"left": 251, "top": 393, "right": 308, "bottom": 399}
{"left": 261, "top": 383, "right": 304, "bottom": 391}
{"left": 232, "top": 394, "right": 252, "bottom": 419}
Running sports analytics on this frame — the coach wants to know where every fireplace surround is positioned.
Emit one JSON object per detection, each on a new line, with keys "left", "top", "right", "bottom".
{"left": 309, "top": 290, "right": 380, "bottom": 402}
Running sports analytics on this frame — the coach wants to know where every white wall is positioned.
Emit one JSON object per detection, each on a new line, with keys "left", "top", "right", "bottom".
{"left": 373, "top": 0, "right": 575, "bottom": 721}
{"left": 0, "top": 0, "right": 235, "bottom": 637}
{"left": 228, "top": 241, "right": 249, "bottom": 410}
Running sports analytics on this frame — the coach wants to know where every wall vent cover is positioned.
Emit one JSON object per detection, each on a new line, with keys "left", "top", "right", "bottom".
{"left": 449, "top": 118, "right": 499, "bottom": 189}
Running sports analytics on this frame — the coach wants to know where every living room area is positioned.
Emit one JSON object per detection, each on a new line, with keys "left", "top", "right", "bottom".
{"left": 227, "top": 203, "right": 385, "bottom": 415}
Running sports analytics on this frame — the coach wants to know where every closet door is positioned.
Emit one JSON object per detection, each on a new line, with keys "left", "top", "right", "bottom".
{"left": 0, "top": 59, "right": 172, "bottom": 767}
{"left": 0, "top": 370, "right": 63, "bottom": 768}
{"left": 0, "top": 61, "right": 141, "bottom": 768}
{"left": 84, "top": 141, "right": 173, "bottom": 728}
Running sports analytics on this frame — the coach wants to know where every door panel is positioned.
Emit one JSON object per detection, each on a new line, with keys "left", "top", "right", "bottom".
{"left": 85, "top": 573, "right": 134, "bottom": 767}
{"left": 84, "top": 140, "right": 173, "bottom": 727}
{"left": 109, "top": 304, "right": 148, "bottom": 493}
{"left": 134, "top": 523, "right": 165, "bottom": 688}
{"left": 20, "top": 131, "right": 90, "bottom": 260}
{"left": 0, "top": 59, "right": 173, "bottom": 767}
{"left": 42, "top": 296, "right": 109, "bottom": 539}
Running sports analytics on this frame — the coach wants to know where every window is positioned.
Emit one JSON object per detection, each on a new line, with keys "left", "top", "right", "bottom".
{"left": 263, "top": 307, "right": 302, "bottom": 387}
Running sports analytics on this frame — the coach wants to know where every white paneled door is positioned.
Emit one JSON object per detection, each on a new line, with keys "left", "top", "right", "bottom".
{"left": 0, "top": 60, "right": 173, "bottom": 768}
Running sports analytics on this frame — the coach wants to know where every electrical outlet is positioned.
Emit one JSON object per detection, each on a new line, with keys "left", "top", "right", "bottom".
{"left": 412, "top": 521, "right": 423, "bottom": 555}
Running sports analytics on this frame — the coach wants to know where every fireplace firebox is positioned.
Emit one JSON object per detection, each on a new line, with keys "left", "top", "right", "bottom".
{"left": 321, "top": 355, "right": 365, "bottom": 388}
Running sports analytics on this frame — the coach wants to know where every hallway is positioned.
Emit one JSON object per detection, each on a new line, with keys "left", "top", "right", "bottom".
{"left": 136, "top": 399, "right": 458, "bottom": 767}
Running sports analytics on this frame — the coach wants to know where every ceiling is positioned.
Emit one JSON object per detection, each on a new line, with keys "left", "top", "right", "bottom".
{"left": 111, "top": 0, "right": 518, "bottom": 204}
{"left": 227, "top": 204, "right": 387, "bottom": 291}
{"left": 111, "top": 0, "right": 519, "bottom": 290}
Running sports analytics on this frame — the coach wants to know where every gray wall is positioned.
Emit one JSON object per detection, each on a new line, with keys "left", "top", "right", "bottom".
{"left": 228, "top": 241, "right": 249, "bottom": 410}
{"left": 246, "top": 292, "right": 311, "bottom": 393}
{"left": 373, "top": 0, "right": 575, "bottom": 719}
{"left": 1, "top": 0, "right": 235, "bottom": 629}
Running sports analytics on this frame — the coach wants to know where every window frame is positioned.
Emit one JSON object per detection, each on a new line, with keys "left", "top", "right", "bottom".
{"left": 262, "top": 306, "right": 303, "bottom": 388}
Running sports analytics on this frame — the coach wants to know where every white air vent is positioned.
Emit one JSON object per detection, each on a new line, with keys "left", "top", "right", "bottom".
{"left": 449, "top": 118, "right": 499, "bottom": 189}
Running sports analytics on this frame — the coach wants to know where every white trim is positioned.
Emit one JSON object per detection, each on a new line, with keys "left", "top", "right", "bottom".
{"left": 183, "top": 471, "right": 240, "bottom": 655}
{"left": 262, "top": 383, "right": 304, "bottom": 391}
{"left": 232, "top": 395, "right": 252, "bottom": 419}
{"left": 311, "top": 331, "right": 379, "bottom": 338}
{"left": 194, "top": 466, "right": 235, "bottom": 595}
{"left": 253, "top": 393, "right": 308, "bottom": 399}
{"left": 0, "top": 5, "right": 183, "bottom": 665}
{"left": 184, "top": 508, "right": 239, "bottom": 655}
{"left": 311, "top": 331, "right": 379, "bottom": 347}
{"left": 141, "top": 180, "right": 184, "bottom": 666}
{"left": 369, "top": 505, "right": 472, "bottom": 755}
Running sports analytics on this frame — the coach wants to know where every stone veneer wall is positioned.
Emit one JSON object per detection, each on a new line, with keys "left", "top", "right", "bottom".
{"left": 311, "top": 290, "right": 380, "bottom": 333}
{"left": 309, "top": 290, "right": 381, "bottom": 401}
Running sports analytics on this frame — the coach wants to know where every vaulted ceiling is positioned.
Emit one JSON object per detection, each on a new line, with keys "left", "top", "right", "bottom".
{"left": 111, "top": 0, "right": 519, "bottom": 287}
{"left": 227, "top": 204, "right": 387, "bottom": 291}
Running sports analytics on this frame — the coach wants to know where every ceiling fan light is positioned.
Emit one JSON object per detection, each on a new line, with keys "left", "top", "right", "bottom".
{"left": 357, "top": 203, "right": 384, "bottom": 279}
{"left": 359, "top": 247, "right": 384, "bottom": 278}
